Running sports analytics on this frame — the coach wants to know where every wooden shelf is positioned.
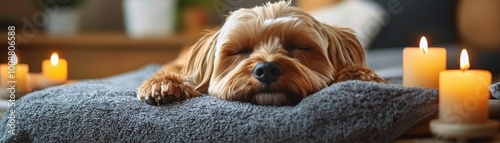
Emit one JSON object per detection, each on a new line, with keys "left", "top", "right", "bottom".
{"left": 0, "top": 32, "right": 201, "bottom": 79}
{"left": 1, "top": 32, "right": 201, "bottom": 49}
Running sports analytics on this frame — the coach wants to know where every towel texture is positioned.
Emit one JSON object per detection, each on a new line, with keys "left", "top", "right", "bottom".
{"left": 492, "top": 82, "right": 500, "bottom": 99}
{"left": 1, "top": 64, "right": 438, "bottom": 142}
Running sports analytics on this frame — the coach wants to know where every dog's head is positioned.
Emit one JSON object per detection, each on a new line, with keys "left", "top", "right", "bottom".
{"left": 183, "top": 1, "right": 365, "bottom": 106}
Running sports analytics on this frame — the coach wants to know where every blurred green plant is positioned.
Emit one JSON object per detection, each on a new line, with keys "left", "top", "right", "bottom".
{"left": 34, "top": 0, "right": 85, "bottom": 8}
{"left": 177, "top": 0, "right": 213, "bottom": 10}
{"left": 175, "top": 0, "right": 216, "bottom": 32}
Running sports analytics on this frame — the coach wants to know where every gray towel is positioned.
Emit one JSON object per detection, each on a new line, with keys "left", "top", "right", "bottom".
{"left": 491, "top": 82, "right": 500, "bottom": 99}
{"left": 0, "top": 64, "right": 438, "bottom": 143}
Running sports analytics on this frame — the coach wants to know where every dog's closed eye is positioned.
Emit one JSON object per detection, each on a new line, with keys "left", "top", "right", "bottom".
{"left": 232, "top": 49, "right": 253, "bottom": 56}
{"left": 285, "top": 45, "right": 308, "bottom": 52}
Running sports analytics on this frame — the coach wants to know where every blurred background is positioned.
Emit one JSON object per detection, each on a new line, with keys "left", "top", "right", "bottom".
{"left": 0, "top": 0, "right": 499, "bottom": 80}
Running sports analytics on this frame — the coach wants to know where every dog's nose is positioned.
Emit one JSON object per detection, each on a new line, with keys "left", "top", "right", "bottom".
{"left": 253, "top": 62, "right": 282, "bottom": 84}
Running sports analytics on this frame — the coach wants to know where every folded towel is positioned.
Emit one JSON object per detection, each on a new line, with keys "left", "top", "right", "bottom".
{"left": 491, "top": 82, "right": 500, "bottom": 99}
{"left": 0, "top": 64, "right": 438, "bottom": 143}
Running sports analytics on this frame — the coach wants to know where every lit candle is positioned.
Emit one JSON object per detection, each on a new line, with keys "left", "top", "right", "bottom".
{"left": 42, "top": 53, "right": 67, "bottom": 84}
{"left": 0, "top": 54, "right": 30, "bottom": 92}
{"left": 439, "top": 49, "right": 491, "bottom": 124}
{"left": 403, "top": 36, "right": 447, "bottom": 88}
{"left": 0, "top": 64, "right": 29, "bottom": 92}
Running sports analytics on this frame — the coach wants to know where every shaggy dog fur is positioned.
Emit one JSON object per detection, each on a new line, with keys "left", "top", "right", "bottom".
{"left": 137, "top": 1, "right": 386, "bottom": 106}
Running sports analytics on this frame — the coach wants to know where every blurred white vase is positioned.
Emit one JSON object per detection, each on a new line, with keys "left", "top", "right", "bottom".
{"left": 123, "top": 0, "right": 176, "bottom": 38}
{"left": 46, "top": 8, "right": 80, "bottom": 36}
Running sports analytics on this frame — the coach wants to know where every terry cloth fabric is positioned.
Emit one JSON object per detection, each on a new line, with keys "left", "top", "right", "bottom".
{"left": 0, "top": 64, "right": 438, "bottom": 143}
{"left": 491, "top": 82, "right": 500, "bottom": 99}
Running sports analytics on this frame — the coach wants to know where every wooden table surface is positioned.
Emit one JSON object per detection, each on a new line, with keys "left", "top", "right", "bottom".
{"left": 397, "top": 99, "right": 500, "bottom": 142}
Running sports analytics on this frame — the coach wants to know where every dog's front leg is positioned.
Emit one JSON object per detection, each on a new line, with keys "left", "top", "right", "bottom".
{"left": 137, "top": 71, "right": 202, "bottom": 106}
{"left": 334, "top": 66, "right": 388, "bottom": 84}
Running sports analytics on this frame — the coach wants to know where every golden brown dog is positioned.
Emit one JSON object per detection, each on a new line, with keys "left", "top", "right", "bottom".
{"left": 137, "top": 1, "right": 386, "bottom": 106}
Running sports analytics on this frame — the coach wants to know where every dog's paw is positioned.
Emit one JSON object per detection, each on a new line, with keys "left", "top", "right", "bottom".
{"left": 137, "top": 73, "right": 201, "bottom": 106}
{"left": 334, "top": 66, "right": 388, "bottom": 84}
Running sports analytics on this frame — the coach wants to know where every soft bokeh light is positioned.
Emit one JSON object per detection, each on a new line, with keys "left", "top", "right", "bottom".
{"left": 51, "top": 53, "right": 59, "bottom": 66}
{"left": 419, "top": 36, "right": 428, "bottom": 54}
{"left": 460, "top": 49, "right": 470, "bottom": 70}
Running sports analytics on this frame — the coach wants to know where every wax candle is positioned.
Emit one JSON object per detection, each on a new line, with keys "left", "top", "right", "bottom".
{"left": 1, "top": 64, "right": 9, "bottom": 87}
{"left": 403, "top": 36, "right": 446, "bottom": 88}
{"left": 42, "top": 53, "right": 67, "bottom": 84}
{"left": 0, "top": 63, "right": 29, "bottom": 92}
{"left": 439, "top": 49, "right": 491, "bottom": 124}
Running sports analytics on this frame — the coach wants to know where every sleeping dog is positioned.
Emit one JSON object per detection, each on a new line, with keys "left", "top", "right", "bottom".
{"left": 137, "top": 1, "right": 386, "bottom": 106}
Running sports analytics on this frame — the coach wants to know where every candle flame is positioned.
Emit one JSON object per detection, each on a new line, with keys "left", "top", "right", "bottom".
{"left": 12, "top": 54, "right": 18, "bottom": 65}
{"left": 419, "top": 36, "right": 428, "bottom": 54}
{"left": 50, "top": 53, "right": 59, "bottom": 66}
{"left": 460, "top": 49, "right": 470, "bottom": 70}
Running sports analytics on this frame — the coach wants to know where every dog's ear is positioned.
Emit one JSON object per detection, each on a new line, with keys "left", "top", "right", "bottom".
{"left": 322, "top": 24, "right": 366, "bottom": 72}
{"left": 182, "top": 28, "right": 220, "bottom": 93}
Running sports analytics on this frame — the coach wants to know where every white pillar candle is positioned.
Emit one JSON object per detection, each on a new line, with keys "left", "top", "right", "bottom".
{"left": 403, "top": 36, "right": 447, "bottom": 88}
{"left": 1, "top": 63, "right": 29, "bottom": 92}
{"left": 439, "top": 49, "right": 491, "bottom": 124}
{"left": 42, "top": 53, "right": 67, "bottom": 84}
